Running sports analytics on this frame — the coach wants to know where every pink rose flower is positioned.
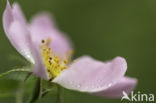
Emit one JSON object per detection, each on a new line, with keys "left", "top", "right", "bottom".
{"left": 3, "top": 1, "right": 137, "bottom": 98}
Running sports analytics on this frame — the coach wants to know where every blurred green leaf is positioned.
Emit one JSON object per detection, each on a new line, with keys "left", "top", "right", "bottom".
{"left": 0, "top": 68, "right": 31, "bottom": 79}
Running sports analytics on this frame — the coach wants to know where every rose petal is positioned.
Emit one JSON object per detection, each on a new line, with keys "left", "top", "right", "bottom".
{"left": 30, "top": 12, "right": 56, "bottom": 32}
{"left": 9, "top": 21, "right": 35, "bottom": 63}
{"left": 31, "top": 44, "right": 48, "bottom": 80}
{"left": 93, "top": 76, "right": 137, "bottom": 98}
{"left": 3, "top": 1, "right": 13, "bottom": 33}
{"left": 3, "top": 1, "right": 35, "bottom": 63}
{"left": 29, "top": 12, "right": 73, "bottom": 59}
{"left": 12, "top": 2, "right": 27, "bottom": 25}
{"left": 53, "top": 56, "right": 127, "bottom": 92}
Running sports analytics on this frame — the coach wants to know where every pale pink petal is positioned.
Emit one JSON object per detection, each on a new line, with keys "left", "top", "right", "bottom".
{"left": 93, "top": 76, "right": 137, "bottom": 98}
{"left": 31, "top": 44, "right": 48, "bottom": 80}
{"left": 12, "top": 3, "right": 27, "bottom": 25}
{"left": 29, "top": 13, "right": 73, "bottom": 59}
{"left": 30, "top": 12, "right": 56, "bottom": 32}
{"left": 3, "top": 1, "right": 34, "bottom": 63}
{"left": 8, "top": 21, "right": 35, "bottom": 63}
{"left": 53, "top": 56, "right": 127, "bottom": 92}
{"left": 3, "top": 1, "right": 13, "bottom": 33}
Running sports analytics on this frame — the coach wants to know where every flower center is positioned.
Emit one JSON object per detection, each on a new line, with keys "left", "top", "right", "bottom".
{"left": 40, "top": 38, "right": 69, "bottom": 80}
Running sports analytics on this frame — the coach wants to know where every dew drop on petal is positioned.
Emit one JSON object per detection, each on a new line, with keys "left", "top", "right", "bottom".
{"left": 69, "top": 81, "right": 73, "bottom": 85}
{"left": 77, "top": 84, "right": 81, "bottom": 88}
{"left": 97, "top": 79, "right": 102, "bottom": 82}
{"left": 85, "top": 86, "right": 89, "bottom": 89}
{"left": 96, "top": 84, "right": 101, "bottom": 88}
{"left": 108, "top": 83, "right": 112, "bottom": 87}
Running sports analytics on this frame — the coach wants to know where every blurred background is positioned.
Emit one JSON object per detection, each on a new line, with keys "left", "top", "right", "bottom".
{"left": 0, "top": 0, "right": 156, "bottom": 103}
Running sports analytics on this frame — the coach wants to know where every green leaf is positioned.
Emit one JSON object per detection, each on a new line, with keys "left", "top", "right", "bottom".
{"left": 0, "top": 68, "right": 31, "bottom": 78}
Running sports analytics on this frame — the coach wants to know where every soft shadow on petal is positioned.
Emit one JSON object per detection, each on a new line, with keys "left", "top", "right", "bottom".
{"left": 29, "top": 12, "right": 73, "bottom": 59}
{"left": 31, "top": 44, "right": 48, "bottom": 80}
{"left": 92, "top": 76, "right": 137, "bottom": 98}
{"left": 3, "top": 1, "right": 35, "bottom": 63}
{"left": 53, "top": 56, "right": 127, "bottom": 92}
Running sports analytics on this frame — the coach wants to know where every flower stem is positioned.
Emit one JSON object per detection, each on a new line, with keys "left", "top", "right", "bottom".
{"left": 56, "top": 85, "right": 64, "bottom": 103}
{"left": 16, "top": 82, "right": 24, "bottom": 103}
{"left": 27, "top": 78, "right": 41, "bottom": 103}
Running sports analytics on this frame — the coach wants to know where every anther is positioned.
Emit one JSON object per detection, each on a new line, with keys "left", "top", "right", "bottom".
{"left": 41, "top": 40, "right": 45, "bottom": 43}
{"left": 64, "top": 60, "right": 67, "bottom": 64}
{"left": 49, "top": 78, "right": 53, "bottom": 81}
{"left": 49, "top": 57, "right": 52, "bottom": 60}
{"left": 48, "top": 47, "right": 51, "bottom": 51}
{"left": 49, "top": 61, "right": 52, "bottom": 65}
{"left": 47, "top": 69, "right": 50, "bottom": 72}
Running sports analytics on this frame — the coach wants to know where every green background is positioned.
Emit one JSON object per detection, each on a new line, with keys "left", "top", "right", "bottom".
{"left": 0, "top": 0, "right": 156, "bottom": 103}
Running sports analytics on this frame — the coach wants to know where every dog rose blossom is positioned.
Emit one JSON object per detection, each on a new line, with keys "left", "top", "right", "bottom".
{"left": 3, "top": 1, "right": 137, "bottom": 98}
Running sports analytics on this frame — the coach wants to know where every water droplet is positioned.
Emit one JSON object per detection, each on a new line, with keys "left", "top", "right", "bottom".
{"left": 85, "top": 86, "right": 89, "bottom": 89}
{"left": 77, "top": 84, "right": 81, "bottom": 88}
{"left": 69, "top": 81, "right": 73, "bottom": 85}
{"left": 96, "top": 84, "right": 101, "bottom": 88}
{"left": 108, "top": 83, "right": 112, "bottom": 87}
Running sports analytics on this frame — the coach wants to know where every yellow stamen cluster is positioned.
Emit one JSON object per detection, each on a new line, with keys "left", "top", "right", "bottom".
{"left": 40, "top": 38, "right": 68, "bottom": 80}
